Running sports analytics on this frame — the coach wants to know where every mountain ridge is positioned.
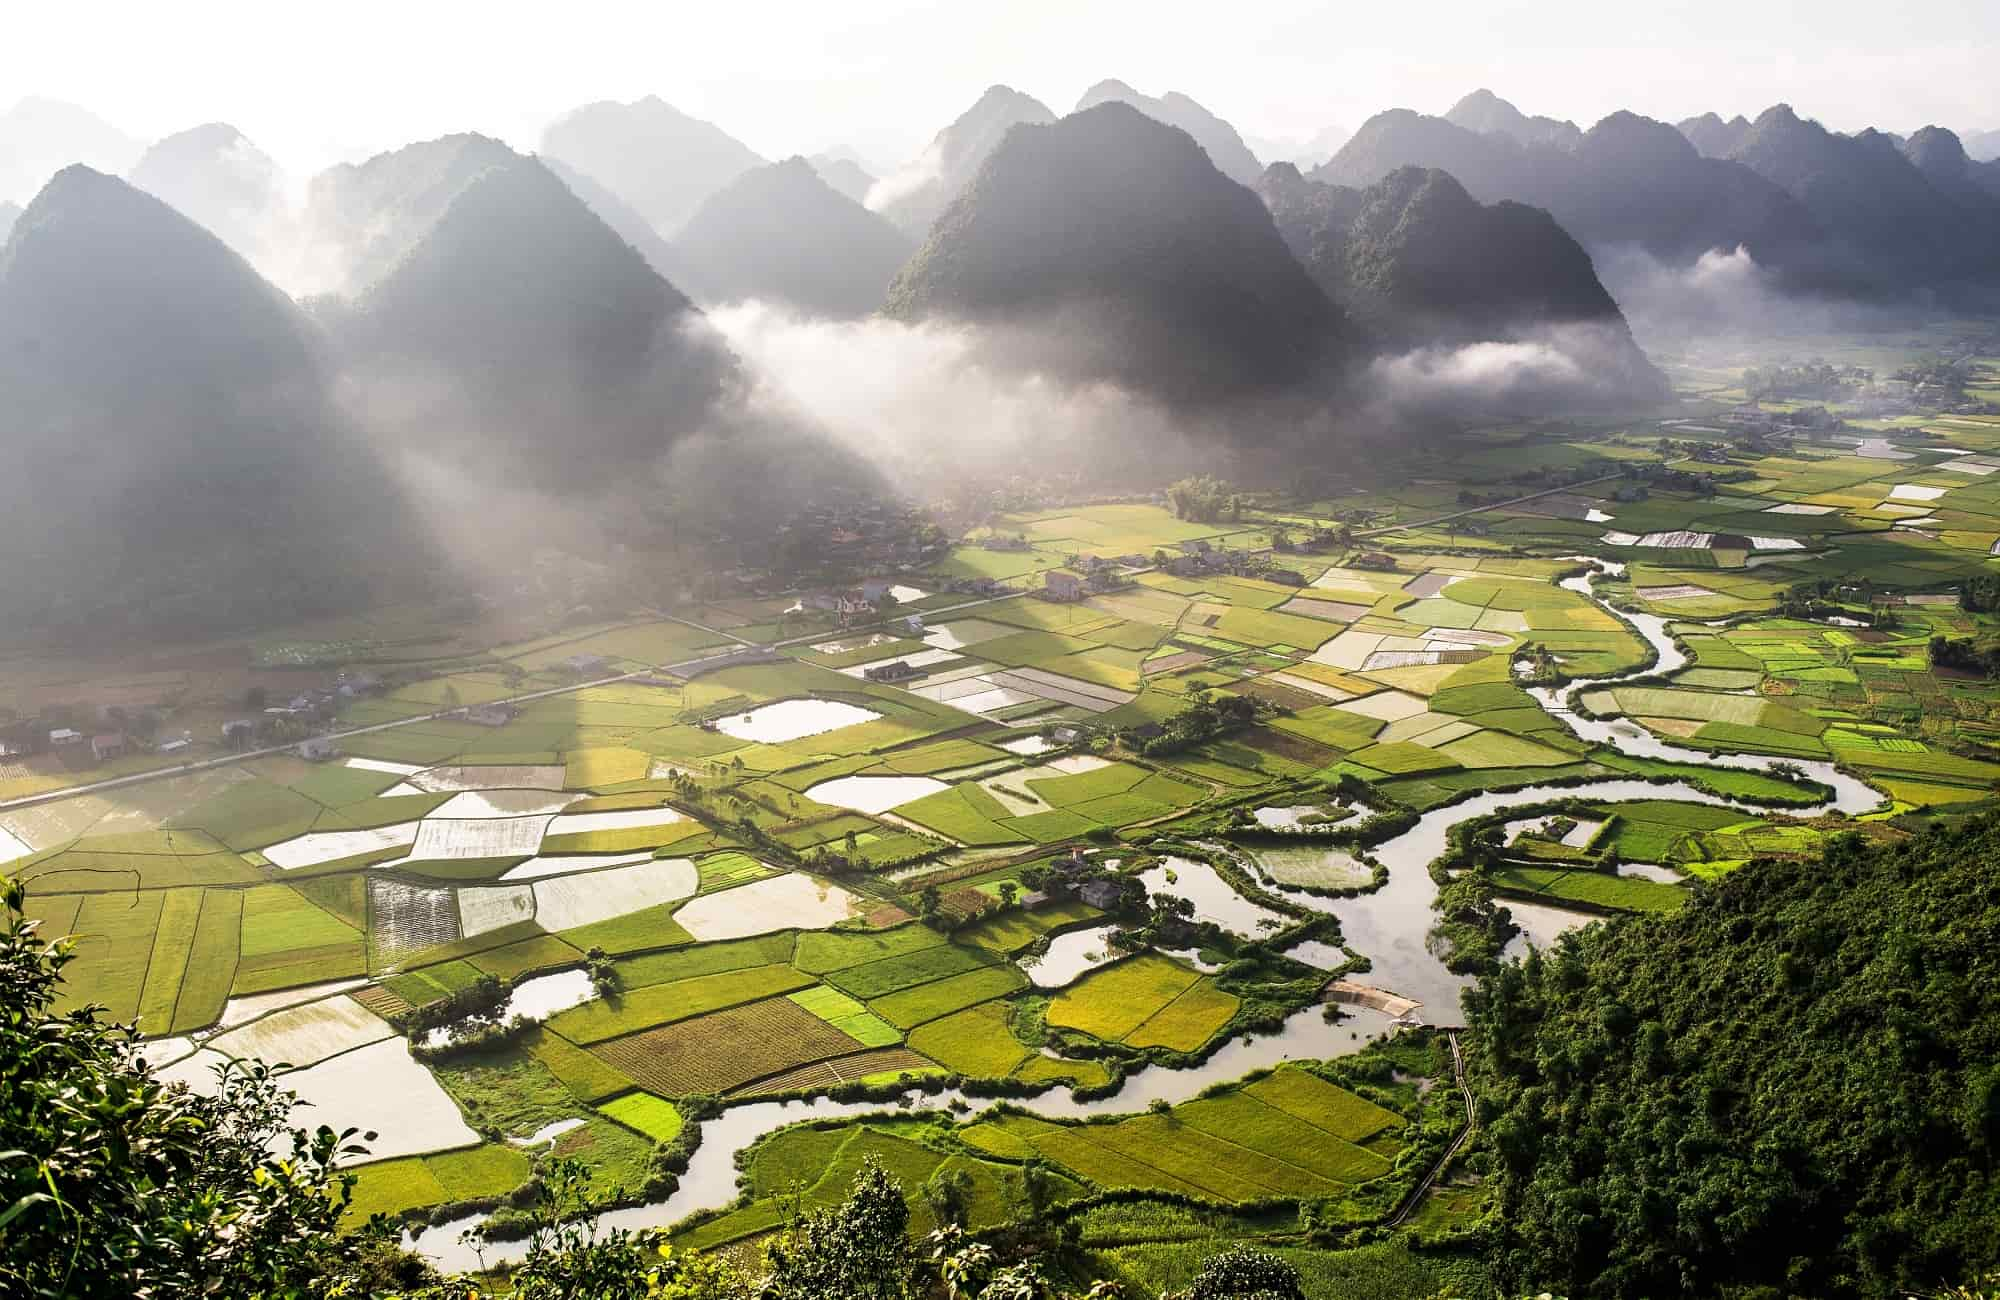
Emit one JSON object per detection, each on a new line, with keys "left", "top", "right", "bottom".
{"left": 886, "top": 101, "right": 1344, "bottom": 407}
{"left": 670, "top": 157, "right": 914, "bottom": 316}
{"left": 871, "top": 85, "right": 1056, "bottom": 237}
{"left": 540, "top": 95, "right": 766, "bottom": 235}
{"left": 1073, "top": 79, "right": 1265, "bottom": 185}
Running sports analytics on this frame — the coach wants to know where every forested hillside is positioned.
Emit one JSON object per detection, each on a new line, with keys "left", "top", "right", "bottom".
{"left": 1467, "top": 821, "right": 2000, "bottom": 1299}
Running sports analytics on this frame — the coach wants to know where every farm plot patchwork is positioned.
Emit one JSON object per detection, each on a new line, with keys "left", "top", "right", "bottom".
{"left": 590, "top": 995, "right": 870, "bottom": 1095}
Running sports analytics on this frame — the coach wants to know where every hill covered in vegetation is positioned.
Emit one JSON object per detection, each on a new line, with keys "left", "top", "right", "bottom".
{"left": 1466, "top": 819, "right": 2000, "bottom": 1299}
{"left": 671, "top": 156, "right": 915, "bottom": 316}
{"left": 886, "top": 101, "right": 1347, "bottom": 406}
{"left": 0, "top": 166, "right": 422, "bottom": 638}
{"left": 871, "top": 85, "right": 1055, "bottom": 237}
{"left": 1260, "top": 163, "right": 1649, "bottom": 358}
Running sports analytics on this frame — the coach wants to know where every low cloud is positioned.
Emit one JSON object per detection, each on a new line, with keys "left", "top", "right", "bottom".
{"left": 862, "top": 141, "right": 940, "bottom": 214}
{"left": 1359, "top": 320, "right": 1665, "bottom": 423}
{"left": 703, "top": 301, "right": 1211, "bottom": 494}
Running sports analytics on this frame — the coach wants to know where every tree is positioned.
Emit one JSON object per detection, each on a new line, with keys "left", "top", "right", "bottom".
{"left": 0, "top": 877, "right": 377, "bottom": 1298}
{"left": 492, "top": 1158, "right": 751, "bottom": 1300}
{"left": 762, "top": 1157, "right": 913, "bottom": 1300}
{"left": 998, "top": 881, "right": 1019, "bottom": 908}
{"left": 922, "top": 1165, "right": 974, "bottom": 1229}
{"left": 1170, "top": 1248, "right": 1305, "bottom": 1300}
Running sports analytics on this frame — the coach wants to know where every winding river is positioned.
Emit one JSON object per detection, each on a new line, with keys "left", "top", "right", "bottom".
{"left": 405, "top": 562, "right": 1886, "bottom": 1268}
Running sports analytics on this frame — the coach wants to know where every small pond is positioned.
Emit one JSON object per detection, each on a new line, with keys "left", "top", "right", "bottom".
{"left": 804, "top": 774, "right": 950, "bottom": 815}
{"left": 1139, "top": 857, "right": 1288, "bottom": 938}
{"left": 712, "top": 698, "right": 880, "bottom": 744}
{"left": 1019, "top": 924, "right": 1120, "bottom": 987}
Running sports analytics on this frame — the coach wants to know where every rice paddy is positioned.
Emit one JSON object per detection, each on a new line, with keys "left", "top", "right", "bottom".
{"left": 17, "top": 411, "right": 2000, "bottom": 1252}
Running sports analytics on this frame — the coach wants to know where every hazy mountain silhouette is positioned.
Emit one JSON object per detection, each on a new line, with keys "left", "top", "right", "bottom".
{"left": 809, "top": 153, "right": 876, "bottom": 204}
{"left": 1249, "top": 124, "right": 1353, "bottom": 170}
{"left": 886, "top": 102, "right": 1344, "bottom": 406}
{"left": 127, "top": 123, "right": 286, "bottom": 271}
{"left": 1259, "top": 162, "right": 1663, "bottom": 398}
{"left": 319, "top": 139, "right": 734, "bottom": 488}
{"left": 1722, "top": 105, "right": 2000, "bottom": 287}
{"left": 0, "top": 98, "right": 143, "bottom": 204}
{"left": 1965, "top": 128, "right": 2000, "bottom": 162}
{"left": 1677, "top": 112, "right": 1754, "bottom": 157}
{"left": 871, "top": 85, "right": 1055, "bottom": 237}
{"left": 0, "top": 167, "right": 420, "bottom": 638}
{"left": 1073, "top": 80, "right": 1265, "bottom": 185}
{"left": 1446, "top": 89, "right": 1580, "bottom": 148}
{"left": 300, "top": 133, "right": 522, "bottom": 295}
{"left": 1902, "top": 126, "right": 2000, "bottom": 204}
{"left": 542, "top": 154, "right": 697, "bottom": 286}
{"left": 1317, "top": 105, "right": 1823, "bottom": 273}
{"left": 539, "top": 96, "right": 765, "bottom": 235}
{"left": 671, "top": 158, "right": 914, "bottom": 316}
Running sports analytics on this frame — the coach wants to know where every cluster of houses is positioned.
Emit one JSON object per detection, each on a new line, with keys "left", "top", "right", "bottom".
{"left": 1042, "top": 553, "right": 1143, "bottom": 602}
{"left": 791, "top": 578, "right": 915, "bottom": 627}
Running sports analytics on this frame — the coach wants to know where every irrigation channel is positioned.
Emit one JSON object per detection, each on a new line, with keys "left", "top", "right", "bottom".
{"left": 407, "top": 562, "right": 1886, "bottom": 1270}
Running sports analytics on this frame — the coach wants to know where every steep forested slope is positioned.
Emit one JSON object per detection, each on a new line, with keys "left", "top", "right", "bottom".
{"left": 1468, "top": 821, "right": 2000, "bottom": 1299}
{"left": 886, "top": 102, "right": 1345, "bottom": 406}
{"left": 0, "top": 167, "right": 420, "bottom": 636}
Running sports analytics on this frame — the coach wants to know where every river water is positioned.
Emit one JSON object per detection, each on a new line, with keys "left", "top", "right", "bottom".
{"left": 405, "top": 562, "right": 1885, "bottom": 1268}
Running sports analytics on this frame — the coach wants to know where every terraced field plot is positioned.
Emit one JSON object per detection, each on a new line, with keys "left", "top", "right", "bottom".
{"left": 591, "top": 995, "right": 870, "bottom": 1095}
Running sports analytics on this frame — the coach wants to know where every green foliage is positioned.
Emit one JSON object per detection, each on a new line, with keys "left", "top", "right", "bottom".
{"left": 1468, "top": 820, "right": 2000, "bottom": 1298}
{"left": 0, "top": 877, "right": 375, "bottom": 1296}
{"left": 762, "top": 1157, "right": 914, "bottom": 1300}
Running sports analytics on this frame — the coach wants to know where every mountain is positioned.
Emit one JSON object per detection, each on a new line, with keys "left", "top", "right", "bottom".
{"left": 1445, "top": 89, "right": 1580, "bottom": 149}
{"left": 321, "top": 138, "right": 733, "bottom": 487}
{"left": 1966, "top": 128, "right": 2000, "bottom": 162}
{"left": 1259, "top": 164, "right": 1638, "bottom": 344}
{"left": 300, "top": 133, "right": 521, "bottom": 295}
{"left": 669, "top": 157, "right": 913, "bottom": 316}
{"left": 0, "top": 98, "right": 143, "bottom": 204}
{"left": 1317, "top": 108, "right": 1823, "bottom": 273}
{"left": 0, "top": 201, "right": 18, "bottom": 243}
{"left": 886, "top": 102, "right": 1344, "bottom": 406}
{"left": 1249, "top": 123, "right": 1352, "bottom": 170}
{"left": 0, "top": 167, "right": 418, "bottom": 637}
{"left": 1073, "top": 79, "right": 1264, "bottom": 185}
{"left": 126, "top": 123, "right": 286, "bottom": 269}
{"left": 1677, "top": 111, "right": 1753, "bottom": 157}
{"left": 1902, "top": 126, "right": 2000, "bottom": 203}
{"left": 872, "top": 85, "right": 1055, "bottom": 237}
{"left": 1723, "top": 104, "right": 1999, "bottom": 286}
{"left": 808, "top": 153, "right": 875, "bottom": 204}
{"left": 541, "top": 154, "right": 694, "bottom": 285}
{"left": 539, "top": 96, "right": 765, "bottom": 236}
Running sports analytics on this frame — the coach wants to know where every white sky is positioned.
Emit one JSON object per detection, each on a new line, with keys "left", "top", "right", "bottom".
{"left": 6, "top": 0, "right": 1997, "bottom": 177}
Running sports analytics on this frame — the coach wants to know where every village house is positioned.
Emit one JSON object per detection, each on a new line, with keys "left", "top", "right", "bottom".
{"left": 561, "top": 653, "right": 613, "bottom": 676}
{"left": 1352, "top": 552, "right": 1400, "bottom": 571}
{"left": 157, "top": 733, "right": 193, "bottom": 756}
{"left": 1043, "top": 569, "right": 1087, "bottom": 602}
{"left": 48, "top": 727, "right": 83, "bottom": 747}
{"left": 1078, "top": 879, "right": 1124, "bottom": 910}
{"left": 297, "top": 737, "right": 339, "bottom": 762}
{"left": 90, "top": 734, "right": 127, "bottom": 762}
{"left": 336, "top": 672, "right": 383, "bottom": 699}
{"left": 221, "top": 719, "right": 257, "bottom": 745}
{"left": 463, "top": 703, "right": 518, "bottom": 727}
{"left": 862, "top": 660, "right": 922, "bottom": 683}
